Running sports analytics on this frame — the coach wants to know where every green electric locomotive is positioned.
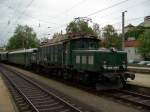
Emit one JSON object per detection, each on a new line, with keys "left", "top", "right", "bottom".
{"left": 37, "top": 33, "right": 135, "bottom": 90}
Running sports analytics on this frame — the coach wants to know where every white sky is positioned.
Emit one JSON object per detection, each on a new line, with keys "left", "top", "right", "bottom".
{"left": 0, "top": 0, "right": 150, "bottom": 46}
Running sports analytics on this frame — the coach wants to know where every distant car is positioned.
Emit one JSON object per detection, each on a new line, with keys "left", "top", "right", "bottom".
{"left": 147, "top": 63, "right": 150, "bottom": 66}
{"left": 146, "top": 62, "right": 150, "bottom": 66}
{"left": 138, "top": 61, "right": 150, "bottom": 65}
{"left": 128, "top": 60, "right": 140, "bottom": 64}
{"left": 128, "top": 60, "right": 134, "bottom": 64}
{"left": 133, "top": 60, "right": 140, "bottom": 64}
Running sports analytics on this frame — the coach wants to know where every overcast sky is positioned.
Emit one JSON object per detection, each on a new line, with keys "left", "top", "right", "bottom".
{"left": 0, "top": 0, "right": 150, "bottom": 46}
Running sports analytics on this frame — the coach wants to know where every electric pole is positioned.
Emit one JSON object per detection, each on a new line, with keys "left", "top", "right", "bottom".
{"left": 122, "top": 11, "right": 127, "bottom": 51}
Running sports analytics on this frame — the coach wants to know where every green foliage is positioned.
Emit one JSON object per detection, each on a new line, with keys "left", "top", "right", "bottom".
{"left": 125, "top": 25, "right": 145, "bottom": 40}
{"left": 138, "top": 30, "right": 150, "bottom": 58}
{"left": 93, "top": 23, "right": 101, "bottom": 38}
{"left": 102, "top": 25, "right": 121, "bottom": 49}
{"left": 7, "top": 25, "right": 39, "bottom": 50}
{"left": 53, "top": 32, "right": 62, "bottom": 38}
{"left": 66, "top": 20, "right": 96, "bottom": 36}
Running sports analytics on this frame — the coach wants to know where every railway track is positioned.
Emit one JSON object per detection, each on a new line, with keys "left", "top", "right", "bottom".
{"left": 103, "top": 89, "right": 150, "bottom": 110}
{"left": 1, "top": 64, "right": 150, "bottom": 111}
{"left": 0, "top": 66, "right": 84, "bottom": 112}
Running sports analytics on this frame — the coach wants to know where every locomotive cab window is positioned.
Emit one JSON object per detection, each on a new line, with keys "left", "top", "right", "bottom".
{"left": 76, "top": 38, "right": 99, "bottom": 49}
{"left": 88, "top": 56, "right": 94, "bottom": 65}
{"left": 76, "top": 56, "right": 80, "bottom": 64}
{"left": 82, "top": 56, "right": 87, "bottom": 64}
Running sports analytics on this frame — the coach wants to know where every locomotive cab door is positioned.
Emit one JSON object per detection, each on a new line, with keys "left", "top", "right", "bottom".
{"left": 62, "top": 42, "right": 70, "bottom": 67}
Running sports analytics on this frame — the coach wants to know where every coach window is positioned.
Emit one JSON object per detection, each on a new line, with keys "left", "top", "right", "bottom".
{"left": 88, "top": 56, "right": 94, "bottom": 65}
{"left": 82, "top": 56, "right": 87, "bottom": 64}
{"left": 76, "top": 55, "right": 80, "bottom": 64}
{"left": 51, "top": 54, "right": 53, "bottom": 62}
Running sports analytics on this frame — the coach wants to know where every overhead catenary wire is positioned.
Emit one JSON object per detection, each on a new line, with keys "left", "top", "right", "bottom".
{"left": 58, "top": 0, "right": 87, "bottom": 15}
{"left": 0, "top": 0, "right": 35, "bottom": 44}
{"left": 45, "top": 0, "right": 131, "bottom": 32}
{"left": 86, "top": 0, "right": 129, "bottom": 17}
{"left": 0, "top": 0, "right": 145, "bottom": 29}
{"left": 0, "top": 0, "right": 149, "bottom": 46}
{"left": 90, "top": 0, "right": 148, "bottom": 22}
{"left": 0, "top": 0, "right": 87, "bottom": 38}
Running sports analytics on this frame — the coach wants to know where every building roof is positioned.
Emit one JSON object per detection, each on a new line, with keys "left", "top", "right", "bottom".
{"left": 125, "top": 24, "right": 135, "bottom": 28}
{"left": 125, "top": 40, "right": 139, "bottom": 47}
{"left": 138, "top": 15, "right": 150, "bottom": 27}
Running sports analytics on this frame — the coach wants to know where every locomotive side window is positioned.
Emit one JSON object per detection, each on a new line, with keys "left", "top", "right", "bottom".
{"left": 51, "top": 46, "right": 53, "bottom": 62}
{"left": 76, "top": 56, "right": 80, "bottom": 64}
{"left": 82, "top": 56, "right": 87, "bottom": 64}
{"left": 76, "top": 39, "right": 98, "bottom": 49}
{"left": 88, "top": 56, "right": 94, "bottom": 65}
{"left": 55, "top": 54, "right": 57, "bottom": 62}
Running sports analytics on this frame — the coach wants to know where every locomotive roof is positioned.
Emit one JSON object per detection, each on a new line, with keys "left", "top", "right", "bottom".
{"left": 40, "top": 34, "right": 100, "bottom": 47}
{"left": 9, "top": 48, "right": 37, "bottom": 54}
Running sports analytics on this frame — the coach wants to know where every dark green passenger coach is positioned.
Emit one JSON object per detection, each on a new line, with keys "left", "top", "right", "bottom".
{"left": 0, "top": 52, "right": 8, "bottom": 62}
{"left": 8, "top": 48, "right": 37, "bottom": 67}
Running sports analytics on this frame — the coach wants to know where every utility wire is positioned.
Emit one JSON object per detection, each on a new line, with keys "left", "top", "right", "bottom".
{"left": 50, "top": 0, "right": 130, "bottom": 31}
{"left": 91, "top": 0, "right": 148, "bottom": 21}
{"left": 1, "top": 0, "right": 35, "bottom": 43}
{"left": 86, "top": 0, "right": 129, "bottom": 17}
{"left": 16, "top": 0, "right": 34, "bottom": 22}
{"left": 61, "top": 0, "right": 87, "bottom": 14}
{"left": 0, "top": 0, "right": 148, "bottom": 43}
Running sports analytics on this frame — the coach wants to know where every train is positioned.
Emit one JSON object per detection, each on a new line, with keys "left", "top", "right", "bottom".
{"left": 0, "top": 34, "right": 135, "bottom": 90}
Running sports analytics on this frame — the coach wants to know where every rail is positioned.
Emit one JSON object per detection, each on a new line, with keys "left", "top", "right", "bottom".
{"left": 0, "top": 65, "right": 82, "bottom": 112}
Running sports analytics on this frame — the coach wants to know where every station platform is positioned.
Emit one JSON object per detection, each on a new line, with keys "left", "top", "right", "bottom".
{"left": 0, "top": 73, "right": 16, "bottom": 112}
{"left": 127, "top": 72, "right": 150, "bottom": 88}
{"left": 128, "top": 66, "right": 150, "bottom": 73}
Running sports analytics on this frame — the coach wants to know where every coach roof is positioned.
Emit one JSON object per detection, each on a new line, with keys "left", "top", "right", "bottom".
{"left": 9, "top": 48, "right": 37, "bottom": 54}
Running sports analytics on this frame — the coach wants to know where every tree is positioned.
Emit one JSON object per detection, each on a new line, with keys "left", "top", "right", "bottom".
{"left": 138, "top": 30, "right": 150, "bottom": 59}
{"left": 125, "top": 25, "right": 145, "bottom": 40}
{"left": 53, "top": 32, "right": 63, "bottom": 38}
{"left": 102, "top": 25, "right": 121, "bottom": 49}
{"left": 93, "top": 23, "right": 101, "bottom": 38}
{"left": 7, "top": 25, "right": 39, "bottom": 50}
{"left": 66, "top": 19, "right": 96, "bottom": 36}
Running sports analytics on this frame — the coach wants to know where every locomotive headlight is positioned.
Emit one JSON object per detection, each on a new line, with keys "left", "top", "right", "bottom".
{"left": 103, "top": 64, "right": 107, "bottom": 69}
{"left": 122, "top": 61, "right": 126, "bottom": 68}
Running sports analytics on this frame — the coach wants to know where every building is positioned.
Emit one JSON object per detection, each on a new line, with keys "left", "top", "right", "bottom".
{"left": 124, "top": 38, "right": 142, "bottom": 62}
{"left": 124, "top": 24, "right": 135, "bottom": 33}
{"left": 0, "top": 47, "right": 6, "bottom": 52}
{"left": 139, "top": 16, "right": 150, "bottom": 27}
{"left": 124, "top": 15, "right": 150, "bottom": 62}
